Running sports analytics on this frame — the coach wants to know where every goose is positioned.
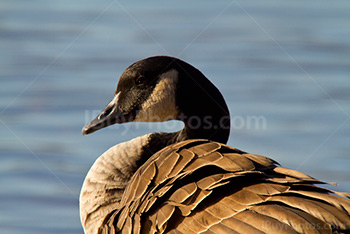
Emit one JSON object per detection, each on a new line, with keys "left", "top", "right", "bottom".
{"left": 80, "top": 56, "right": 350, "bottom": 234}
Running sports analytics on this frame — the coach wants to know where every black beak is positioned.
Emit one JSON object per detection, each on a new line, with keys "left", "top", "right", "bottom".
{"left": 82, "top": 93, "right": 131, "bottom": 135}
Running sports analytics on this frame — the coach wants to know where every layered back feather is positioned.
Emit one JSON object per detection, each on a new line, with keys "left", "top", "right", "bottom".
{"left": 97, "top": 139, "right": 350, "bottom": 234}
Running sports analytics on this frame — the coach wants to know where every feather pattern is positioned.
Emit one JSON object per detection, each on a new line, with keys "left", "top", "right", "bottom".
{"left": 93, "top": 139, "right": 350, "bottom": 234}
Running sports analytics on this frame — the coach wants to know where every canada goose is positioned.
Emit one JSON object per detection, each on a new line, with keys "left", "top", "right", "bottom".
{"left": 80, "top": 56, "right": 350, "bottom": 234}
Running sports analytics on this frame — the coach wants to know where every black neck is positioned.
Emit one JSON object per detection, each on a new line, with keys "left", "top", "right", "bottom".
{"left": 173, "top": 61, "right": 230, "bottom": 144}
{"left": 180, "top": 115, "right": 230, "bottom": 144}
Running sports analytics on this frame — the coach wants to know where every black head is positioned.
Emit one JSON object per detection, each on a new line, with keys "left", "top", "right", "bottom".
{"left": 82, "top": 56, "right": 180, "bottom": 135}
{"left": 82, "top": 56, "right": 230, "bottom": 144}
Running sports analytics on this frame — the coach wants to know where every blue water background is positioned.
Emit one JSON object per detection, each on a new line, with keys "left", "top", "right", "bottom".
{"left": 1, "top": 1, "right": 350, "bottom": 233}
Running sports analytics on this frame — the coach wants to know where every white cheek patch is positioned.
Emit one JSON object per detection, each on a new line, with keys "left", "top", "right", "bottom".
{"left": 98, "top": 92, "right": 120, "bottom": 120}
{"left": 134, "top": 69, "right": 178, "bottom": 122}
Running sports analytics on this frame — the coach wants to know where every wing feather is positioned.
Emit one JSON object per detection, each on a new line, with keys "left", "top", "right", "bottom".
{"left": 97, "top": 139, "right": 350, "bottom": 234}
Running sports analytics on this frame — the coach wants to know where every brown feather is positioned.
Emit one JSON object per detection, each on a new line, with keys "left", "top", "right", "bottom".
{"left": 169, "top": 182, "right": 198, "bottom": 204}
{"left": 251, "top": 204, "right": 331, "bottom": 234}
{"left": 220, "top": 217, "right": 267, "bottom": 234}
{"left": 269, "top": 195, "right": 350, "bottom": 230}
{"left": 90, "top": 140, "right": 350, "bottom": 234}
{"left": 188, "top": 142, "right": 221, "bottom": 156}
{"left": 168, "top": 150, "right": 195, "bottom": 178}
{"left": 208, "top": 222, "right": 240, "bottom": 234}
{"left": 235, "top": 209, "right": 299, "bottom": 234}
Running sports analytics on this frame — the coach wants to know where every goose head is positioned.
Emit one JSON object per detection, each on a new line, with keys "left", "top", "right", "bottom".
{"left": 82, "top": 56, "right": 230, "bottom": 144}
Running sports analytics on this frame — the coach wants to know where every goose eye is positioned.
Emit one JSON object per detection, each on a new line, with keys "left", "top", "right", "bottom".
{"left": 136, "top": 76, "right": 147, "bottom": 86}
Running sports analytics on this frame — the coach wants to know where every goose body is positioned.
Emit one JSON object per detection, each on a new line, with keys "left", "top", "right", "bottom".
{"left": 80, "top": 56, "right": 350, "bottom": 234}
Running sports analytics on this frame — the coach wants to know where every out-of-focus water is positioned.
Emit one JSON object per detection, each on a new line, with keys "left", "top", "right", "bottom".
{"left": 1, "top": 1, "right": 350, "bottom": 233}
